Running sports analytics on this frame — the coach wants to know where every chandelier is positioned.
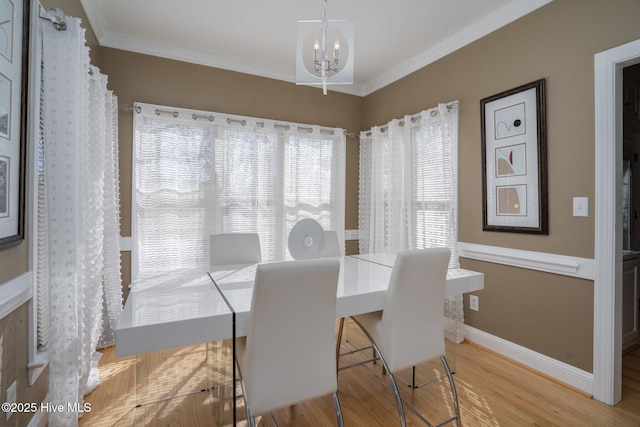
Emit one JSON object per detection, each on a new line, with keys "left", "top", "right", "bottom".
{"left": 296, "top": 0, "right": 354, "bottom": 95}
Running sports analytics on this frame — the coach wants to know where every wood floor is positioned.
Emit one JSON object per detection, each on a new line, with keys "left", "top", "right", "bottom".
{"left": 79, "top": 326, "right": 640, "bottom": 427}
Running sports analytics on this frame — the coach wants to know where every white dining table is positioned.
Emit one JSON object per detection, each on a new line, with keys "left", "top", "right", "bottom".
{"left": 351, "top": 252, "right": 485, "bottom": 297}
{"left": 115, "top": 253, "right": 484, "bottom": 424}
{"left": 116, "top": 254, "right": 484, "bottom": 357}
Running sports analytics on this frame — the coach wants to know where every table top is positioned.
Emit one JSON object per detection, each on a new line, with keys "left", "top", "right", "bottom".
{"left": 351, "top": 253, "right": 485, "bottom": 296}
{"left": 116, "top": 269, "right": 233, "bottom": 357}
{"left": 210, "top": 256, "right": 394, "bottom": 330}
{"left": 116, "top": 254, "right": 484, "bottom": 357}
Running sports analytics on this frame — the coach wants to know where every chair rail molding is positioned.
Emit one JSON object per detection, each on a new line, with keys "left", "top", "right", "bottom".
{"left": 0, "top": 272, "right": 33, "bottom": 321}
{"left": 457, "top": 242, "right": 594, "bottom": 280}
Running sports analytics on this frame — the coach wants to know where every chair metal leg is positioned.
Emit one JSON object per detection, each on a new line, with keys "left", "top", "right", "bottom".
{"left": 344, "top": 319, "right": 460, "bottom": 427}
{"left": 235, "top": 355, "right": 255, "bottom": 427}
{"left": 441, "top": 356, "right": 461, "bottom": 427}
{"left": 333, "top": 321, "right": 346, "bottom": 427}
{"left": 412, "top": 366, "right": 416, "bottom": 388}
{"left": 332, "top": 391, "right": 345, "bottom": 427}
{"left": 238, "top": 376, "right": 254, "bottom": 427}
{"left": 238, "top": 379, "right": 255, "bottom": 426}
{"left": 350, "top": 316, "right": 406, "bottom": 427}
{"left": 268, "top": 411, "right": 279, "bottom": 426}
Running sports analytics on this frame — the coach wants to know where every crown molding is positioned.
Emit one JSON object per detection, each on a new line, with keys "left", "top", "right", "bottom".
{"left": 80, "top": 0, "right": 552, "bottom": 98}
{"left": 100, "top": 31, "right": 367, "bottom": 96}
{"left": 362, "top": 0, "right": 554, "bottom": 95}
{"left": 79, "top": 0, "right": 107, "bottom": 41}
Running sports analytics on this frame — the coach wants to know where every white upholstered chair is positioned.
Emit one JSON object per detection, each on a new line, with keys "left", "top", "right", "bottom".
{"left": 322, "top": 230, "right": 342, "bottom": 257}
{"left": 210, "top": 233, "right": 262, "bottom": 266}
{"left": 346, "top": 248, "right": 461, "bottom": 427}
{"left": 236, "top": 258, "right": 344, "bottom": 427}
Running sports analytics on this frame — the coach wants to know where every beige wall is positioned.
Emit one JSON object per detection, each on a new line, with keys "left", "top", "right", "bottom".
{"left": 362, "top": 0, "right": 640, "bottom": 371}
{"left": 0, "top": 246, "right": 45, "bottom": 427}
{"left": 0, "top": 245, "right": 28, "bottom": 285}
{"left": 0, "top": 303, "right": 49, "bottom": 426}
{"left": 2, "top": 0, "right": 640, "bottom": 416}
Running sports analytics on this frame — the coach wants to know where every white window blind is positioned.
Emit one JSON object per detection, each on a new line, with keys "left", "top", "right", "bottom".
{"left": 132, "top": 103, "right": 346, "bottom": 279}
{"left": 35, "top": 62, "right": 49, "bottom": 352}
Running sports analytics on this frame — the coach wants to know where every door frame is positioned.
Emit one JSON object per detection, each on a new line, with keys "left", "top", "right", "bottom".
{"left": 594, "top": 38, "right": 640, "bottom": 405}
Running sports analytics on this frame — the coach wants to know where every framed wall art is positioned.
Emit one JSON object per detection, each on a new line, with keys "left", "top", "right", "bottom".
{"left": 0, "top": 0, "right": 29, "bottom": 250}
{"left": 480, "top": 78, "right": 548, "bottom": 234}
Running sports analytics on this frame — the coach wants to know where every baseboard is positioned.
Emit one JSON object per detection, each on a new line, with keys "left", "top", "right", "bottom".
{"left": 26, "top": 394, "right": 47, "bottom": 427}
{"left": 465, "top": 326, "right": 594, "bottom": 396}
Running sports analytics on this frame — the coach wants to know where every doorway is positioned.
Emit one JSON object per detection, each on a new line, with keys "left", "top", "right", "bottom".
{"left": 622, "top": 64, "right": 640, "bottom": 353}
{"left": 594, "top": 39, "right": 640, "bottom": 406}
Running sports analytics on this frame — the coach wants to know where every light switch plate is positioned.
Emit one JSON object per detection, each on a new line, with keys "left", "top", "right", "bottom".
{"left": 573, "top": 197, "right": 589, "bottom": 217}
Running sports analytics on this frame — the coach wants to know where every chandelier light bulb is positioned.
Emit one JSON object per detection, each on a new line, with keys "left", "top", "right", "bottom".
{"left": 313, "top": 38, "right": 320, "bottom": 62}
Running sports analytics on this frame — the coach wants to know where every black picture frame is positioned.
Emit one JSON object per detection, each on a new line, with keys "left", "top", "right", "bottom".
{"left": 0, "top": 0, "right": 29, "bottom": 250}
{"left": 480, "top": 79, "right": 548, "bottom": 234}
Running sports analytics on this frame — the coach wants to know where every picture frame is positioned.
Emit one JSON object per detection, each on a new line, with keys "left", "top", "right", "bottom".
{"left": 0, "top": 0, "right": 29, "bottom": 250}
{"left": 481, "top": 79, "right": 548, "bottom": 234}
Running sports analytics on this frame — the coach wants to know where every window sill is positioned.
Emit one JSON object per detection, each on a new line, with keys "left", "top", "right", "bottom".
{"left": 28, "top": 351, "right": 49, "bottom": 385}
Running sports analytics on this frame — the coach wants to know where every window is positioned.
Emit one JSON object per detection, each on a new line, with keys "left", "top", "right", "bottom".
{"left": 132, "top": 103, "right": 346, "bottom": 278}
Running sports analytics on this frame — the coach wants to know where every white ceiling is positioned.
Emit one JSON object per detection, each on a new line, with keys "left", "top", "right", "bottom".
{"left": 79, "top": 0, "right": 552, "bottom": 96}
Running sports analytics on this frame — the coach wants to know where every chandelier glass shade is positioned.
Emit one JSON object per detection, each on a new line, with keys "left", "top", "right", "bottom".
{"left": 296, "top": 1, "right": 354, "bottom": 94}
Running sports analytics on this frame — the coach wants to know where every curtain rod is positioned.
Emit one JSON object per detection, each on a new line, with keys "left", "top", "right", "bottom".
{"left": 40, "top": 6, "right": 94, "bottom": 78}
{"left": 39, "top": 6, "right": 67, "bottom": 31}
{"left": 362, "top": 101, "right": 458, "bottom": 137}
{"left": 121, "top": 104, "right": 356, "bottom": 138}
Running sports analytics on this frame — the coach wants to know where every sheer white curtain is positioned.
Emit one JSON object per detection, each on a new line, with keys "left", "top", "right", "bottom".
{"left": 358, "top": 121, "right": 408, "bottom": 254}
{"left": 408, "top": 105, "right": 459, "bottom": 265}
{"left": 359, "top": 102, "right": 464, "bottom": 341}
{"left": 41, "top": 17, "right": 122, "bottom": 426}
{"left": 132, "top": 102, "right": 345, "bottom": 278}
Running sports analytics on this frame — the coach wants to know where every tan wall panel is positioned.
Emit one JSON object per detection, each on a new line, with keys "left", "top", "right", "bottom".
{"left": 0, "top": 304, "right": 48, "bottom": 426}
{"left": 461, "top": 258, "right": 594, "bottom": 371}
{"left": 0, "top": 243, "right": 28, "bottom": 284}
{"left": 363, "top": 0, "right": 640, "bottom": 371}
